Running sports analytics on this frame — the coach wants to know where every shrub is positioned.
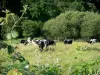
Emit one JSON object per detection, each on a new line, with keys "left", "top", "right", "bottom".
{"left": 43, "top": 11, "right": 100, "bottom": 40}
{"left": 0, "top": 49, "right": 12, "bottom": 74}
{"left": 2, "top": 63, "right": 62, "bottom": 75}
{"left": 30, "top": 64, "right": 62, "bottom": 75}
{"left": 43, "top": 11, "right": 85, "bottom": 40}
{"left": 81, "top": 12, "right": 100, "bottom": 39}
{"left": 69, "top": 56, "right": 100, "bottom": 75}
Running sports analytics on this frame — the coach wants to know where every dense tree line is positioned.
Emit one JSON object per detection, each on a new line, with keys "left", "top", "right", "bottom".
{"left": 0, "top": 0, "right": 99, "bottom": 19}
{"left": 0, "top": 0, "right": 100, "bottom": 40}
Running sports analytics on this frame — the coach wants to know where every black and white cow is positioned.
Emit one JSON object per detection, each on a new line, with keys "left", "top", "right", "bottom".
{"left": 20, "top": 40, "right": 29, "bottom": 45}
{"left": 64, "top": 39, "right": 73, "bottom": 44}
{"left": 45, "top": 40, "right": 56, "bottom": 47}
{"left": 87, "top": 39, "right": 96, "bottom": 44}
{"left": 35, "top": 39, "right": 56, "bottom": 51}
{"left": 20, "top": 37, "right": 33, "bottom": 45}
{"left": 38, "top": 40, "right": 45, "bottom": 51}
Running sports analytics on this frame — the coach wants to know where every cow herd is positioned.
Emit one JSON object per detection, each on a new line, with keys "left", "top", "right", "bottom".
{"left": 0, "top": 37, "right": 97, "bottom": 52}
{"left": 19, "top": 38, "right": 97, "bottom": 51}
{"left": 20, "top": 38, "right": 56, "bottom": 51}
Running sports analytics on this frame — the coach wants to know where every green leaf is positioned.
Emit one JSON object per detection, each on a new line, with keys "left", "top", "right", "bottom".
{"left": 11, "top": 31, "right": 18, "bottom": 38}
{"left": 6, "top": 31, "right": 18, "bottom": 40}
{"left": 6, "top": 33, "right": 12, "bottom": 40}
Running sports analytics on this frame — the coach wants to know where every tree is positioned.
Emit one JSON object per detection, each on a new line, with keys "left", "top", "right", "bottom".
{"left": 21, "top": 20, "right": 43, "bottom": 37}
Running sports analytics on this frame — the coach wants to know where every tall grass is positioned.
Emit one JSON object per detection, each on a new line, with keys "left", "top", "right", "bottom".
{"left": 11, "top": 41, "right": 100, "bottom": 74}
{"left": 1, "top": 40, "right": 100, "bottom": 74}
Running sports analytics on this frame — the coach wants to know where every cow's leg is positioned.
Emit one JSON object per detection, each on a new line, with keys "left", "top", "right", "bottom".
{"left": 39, "top": 46, "right": 43, "bottom": 52}
{"left": 40, "top": 48, "right": 43, "bottom": 52}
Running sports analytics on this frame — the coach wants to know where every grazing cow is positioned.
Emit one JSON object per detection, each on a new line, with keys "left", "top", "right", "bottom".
{"left": 35, "top": 39, "right": 56, "bottom": 51}
{"left": 27, "top": 37, "right": 32, "bottom": 45}
{"left": 45, "top": 40, "right": 56, "bottom": 47}
{"left": 64, "top": 39, "right": 73, "bottom": 44}
{"left": 38, "top": 40, "right": 45, "bottom": 51}
{"left": 20, "top": 37, "right": 34, "bottom": 45}
{"left": 87, "top": 39, "right": 96, "bottom": 44}
{"left": 20, "top": 40, "right": 29, "bottom": 45}
{"left": 34, "top": 40, "right": 40, "bottom": 44}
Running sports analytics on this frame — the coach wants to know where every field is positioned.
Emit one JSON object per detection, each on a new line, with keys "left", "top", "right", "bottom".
{"left": 5, "top": 40, "right": 100, "bottom": 75}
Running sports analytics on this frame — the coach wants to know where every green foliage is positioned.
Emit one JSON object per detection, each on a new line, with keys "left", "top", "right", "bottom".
{"left": 30, "top": 64, "right": 62, "bottom": 75}
{"left": 6, "top": 31, "right": 18, "bottom": 40}
{"left": 0, "top": 49, "right": 11, "bottom": 74}
{"left": 43, "top": 11, "right": 100, "bottom": 40}
{"left": 81, "top": 12, "right": 100, "bottom": 39}
{"left": 1, "top": 13, "right": 19, "bottom": 39}
{"left": 21, "top": 0, "right": 61, "bottom": 21}
{"left": 68, "top": 0, "right": 85, "bottom": 11}
{"left": 7, "top": 45, "right": 15, "bottom": 54}
{"left": 76, "top": 46, "right": 91, "bottom": 51}
{"left": 2, "top": 63, "right": 62, "bottom": 75}
{"left": 76, "top": 45, "right": 100, "bottom": 51}
{"left": 2, "top": 61, "right": 33, "bottom": 75}
{"left": 21, "top": 20, "right": 43, "bottom": 37}
{"left": 69, "top": 56, "right": 100, "bottom": 75}
{"left": 11, "top": 52, "right": 26, "bottom": 62}
{"left": 7, "top": 69, "right": 22, "bottom": 75}
{"left": 43, "top": 11, "right": 84, "bottom": 40}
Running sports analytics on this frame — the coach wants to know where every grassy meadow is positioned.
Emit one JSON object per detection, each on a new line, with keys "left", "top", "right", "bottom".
{"left": 3, "top": 40, "right": 100, "bottom": 75}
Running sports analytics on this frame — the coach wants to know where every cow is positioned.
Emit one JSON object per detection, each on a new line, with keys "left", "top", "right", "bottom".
{"left": 45, "top": 40, "right": 56, "bottom": 47}
{"left": 64, "top": 39, "right": 73, "bottom": 44}
{"left": 87, "top": 39, "right": 96, "bottom": 44}
{"left": 35, "top": 39, "right": 56, "bottom": 51}
{"left": 20, "top": 40, "right": 29, "bottom": 45}
{"left": 38, "top": 40, "right": 45, "bottom": 51}
{"left": 20, "top": 37, "right": 34, "bottom": 45}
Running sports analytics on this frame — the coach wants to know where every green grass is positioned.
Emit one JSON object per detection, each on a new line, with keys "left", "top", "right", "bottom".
{"left": 2, "top": 40, "right": 100, "bottom": 75}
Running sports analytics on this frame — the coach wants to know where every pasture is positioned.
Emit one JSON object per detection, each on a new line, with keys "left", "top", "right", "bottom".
{"left": 3, "top": 40, "right": 100, "bottom": 75}
{"left": 1, "top": 40, "right": 100, "bottom": 75}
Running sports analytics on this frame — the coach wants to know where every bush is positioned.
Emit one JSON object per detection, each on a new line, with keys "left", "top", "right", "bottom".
{"left": 0, "top": 49, "right": 12, "bottom": 74}
{"left": 43, "top": 11, "right": 100, "bottom": 40}
{"left": 2, "top": 63, "right": 62, "bottom": 75}
{"left": 30, "top": 64, "right": 62, "bottom": 75}
{"left": 21, "top": 20, "right": 43, "bottom": 37}
{"left": 43, "top": 11, "right": 85, "bottom": 40}
{"left": 81, "top": 12, "right": 100, "bottom": 39}
{"left": 69, "top": 56, "right": 100, "bottom": 75}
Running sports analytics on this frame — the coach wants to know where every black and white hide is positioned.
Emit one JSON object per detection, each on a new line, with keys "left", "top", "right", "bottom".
{"left": 64, "top": 39, "right": 73, "bottom": 44}
{"left": 35, "top": 39, "right": 56, "bottom": 51}
{"left": 45, "top": 40, "right": 56, "bottom": 47}
{"left": 87, "top": 39, "right": 96, "bottom": 44}
{"left": 20, "top": 40, "right": 29, "bottom": 45}
{"left": 37, "top": 40, "right": 45, "bottom": 51}
{"left": 20, "top": 37, "right": 32, "bottom": 45}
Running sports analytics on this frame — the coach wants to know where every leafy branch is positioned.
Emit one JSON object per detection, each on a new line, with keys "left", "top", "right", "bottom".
{"left": 11, "top": 5, "right": 28, "bottom": 31}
